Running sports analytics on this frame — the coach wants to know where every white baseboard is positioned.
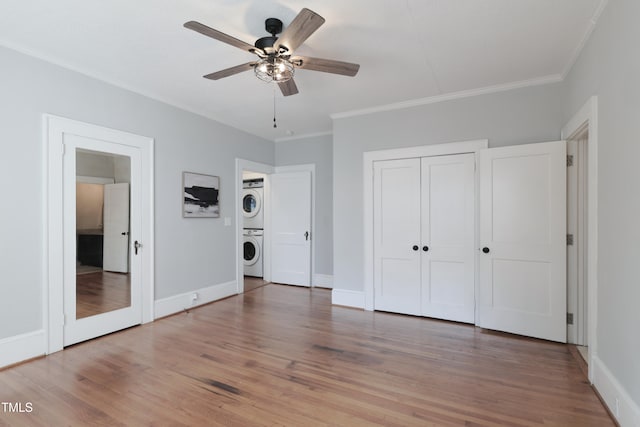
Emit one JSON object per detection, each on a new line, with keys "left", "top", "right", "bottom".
{"left": 154, "top": 280, "right": 237, "bottom": 319}
{"left": 0, "top": 330, "right": 46, "bottom": 369}
{"left": 331, "top": 289, "right": 365, "bottom": 309}
{"left": 313, "top": 274, "right": 333, "bottom": 289}
{"left": 593, "top": 356, "right": 640, "bottom": 426}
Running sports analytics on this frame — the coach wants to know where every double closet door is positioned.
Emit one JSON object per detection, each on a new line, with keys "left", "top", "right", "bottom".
{"left": 373, "top": 153, "right": 475, "bottom": 323}
{"left": 371, "top": 141, "right": 567, "bottom": 342}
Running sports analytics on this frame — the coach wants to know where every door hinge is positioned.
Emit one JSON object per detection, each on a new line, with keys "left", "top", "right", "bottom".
{"left": 567, "top": 234, "right": 574, "bottom": 246}
{"left": 567, "top": 155, "right": 574, "bottom": 167}
{"left": 567, "top": 313, "right": 574, "bottom": 325}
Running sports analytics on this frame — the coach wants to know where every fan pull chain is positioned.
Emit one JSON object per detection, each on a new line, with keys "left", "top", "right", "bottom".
{"left": 273, "top": 85, "right": 277, "bottom": 128}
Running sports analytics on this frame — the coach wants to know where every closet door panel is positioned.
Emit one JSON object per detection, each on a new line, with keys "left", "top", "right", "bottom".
{"left": 478, "top": 141, "right": 566, "bottom": 342}
{"left": 373, "top": 158, "right": 422, "bottom": 315}
{"left": 421, "top": 154, "right": 475, "bottom": 323}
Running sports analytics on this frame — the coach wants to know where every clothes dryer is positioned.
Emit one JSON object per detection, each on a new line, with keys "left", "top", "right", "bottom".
{"left": 243, "top": 179, "right": 264, "bottom": 229}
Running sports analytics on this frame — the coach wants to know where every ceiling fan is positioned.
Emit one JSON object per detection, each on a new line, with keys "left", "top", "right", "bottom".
{"left": 184, "top": 8, "right": 360, "bottom": 97}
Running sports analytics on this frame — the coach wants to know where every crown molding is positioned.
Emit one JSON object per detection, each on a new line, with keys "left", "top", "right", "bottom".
{"left": 561, "top": 0, "right": 610, "bottom": 79}
{"left": 274, "top": 130, "right": 332, "bottom": 143}
{"left": 0, "top": 39, "right": 273, "bottom": 142}
{"left": 331, "top": 75, "right": 563, "bottom": 120}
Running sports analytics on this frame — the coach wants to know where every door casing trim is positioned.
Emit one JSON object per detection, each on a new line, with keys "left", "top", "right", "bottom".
{"left": 561, "top": 96, "right": 598, "bottom": 382}
{"left": 44, "top": 114, "right": 155, "bottom": 354}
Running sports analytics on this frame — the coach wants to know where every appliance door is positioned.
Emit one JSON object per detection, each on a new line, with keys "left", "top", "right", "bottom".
{"left": 243, "top": 236, "right": 260, "bottom": 266}
{"left": 242, "top": 189, "right": 261, "bottom": 218}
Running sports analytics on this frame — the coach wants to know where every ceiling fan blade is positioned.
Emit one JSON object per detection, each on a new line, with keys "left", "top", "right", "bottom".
{"left": 275, "top": 8, "right": 325, "bottom": 53}
{"left": 184, "top": 21, "right": 263, "bottom": 56}
{"left": 203, "top": 62, "right": 256, "bottom": 80}
{"left": 292, "top": 56, "right": 360, "bottom": 76}
{"left": 278, "top": 79, "right": 299, "bottom": 97}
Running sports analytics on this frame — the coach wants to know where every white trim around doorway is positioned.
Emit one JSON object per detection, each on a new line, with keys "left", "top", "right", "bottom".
{"left": 44, "top": 114, "right": 155, "bottom": 354}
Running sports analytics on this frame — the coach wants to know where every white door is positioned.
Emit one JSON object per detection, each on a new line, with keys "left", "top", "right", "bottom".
{"left": 421, "top": 154, "right": 475, "bottom": 323}
{"left": 103, "top": 183, "right": 130, "bottom": 273}
{"left": 63, "top": 136, "right": 142, "bottom": 346}
{"left": 478, "top": 140, "right": 566, "bottom": 342}
{"left": 373, "top": 158, "right": 422, "bottom": 315}
{"left": 270, "top": 171, "right": 311, "bottom": 286}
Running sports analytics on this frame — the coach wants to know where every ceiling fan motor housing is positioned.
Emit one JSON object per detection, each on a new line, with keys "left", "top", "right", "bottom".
{"left": 255, "top": 36, "right": 277, "bottom": 50}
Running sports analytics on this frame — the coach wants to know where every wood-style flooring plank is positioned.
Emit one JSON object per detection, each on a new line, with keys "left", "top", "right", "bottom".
{"left": 0, "top": 285, "right": 613, "bottom": 426}
{"left": 243, "top": 276, "right": 269, "bottom": 293}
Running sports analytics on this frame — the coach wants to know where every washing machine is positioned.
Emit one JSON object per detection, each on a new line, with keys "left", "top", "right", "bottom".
{"left": 243, "top": 179, "right": 264, "bottom": 229}
{"left": 243, "top": 229, "right": 263, "bottom": 277}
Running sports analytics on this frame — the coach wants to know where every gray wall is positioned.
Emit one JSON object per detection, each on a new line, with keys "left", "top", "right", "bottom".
{"left": 562, "top": 0, "right": 640, "bottom": 404}
{"left": 332, "top": 83, "right": 564, "bottom": 292}
{"left": 0, "top": 45, "right": 273, "bottom": 340}
{"left": 275, "top": 134, "right": 333, "bottom": 276}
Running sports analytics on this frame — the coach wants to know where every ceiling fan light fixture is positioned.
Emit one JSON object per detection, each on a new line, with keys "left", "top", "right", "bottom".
{"left": 254, "top": 57, "right": 294, "bottom": 83}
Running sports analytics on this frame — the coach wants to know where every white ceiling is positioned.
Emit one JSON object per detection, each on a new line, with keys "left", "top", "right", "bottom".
{"left": 0, "top": 0, "right": 606, "bottom": 141}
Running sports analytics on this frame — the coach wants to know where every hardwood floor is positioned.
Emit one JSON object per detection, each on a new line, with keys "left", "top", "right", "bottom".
{"left": 76, "top": 271, "right": 131, "bottom": 319}
{"left": 243, "top": 276, "right": 269, "bottom": 293}
{"left": 0, "top": 285, "right": 613, "bottom": 426}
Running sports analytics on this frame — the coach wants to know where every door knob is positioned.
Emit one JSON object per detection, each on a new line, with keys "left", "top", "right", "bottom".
{"left": 134, "top": 240, "right": 142, "bottom": 255}
{"left": 304, "top": 231, "right": 310, "bottom": 241}
{"left": 422, "top": 246, "right": 429, "bottom": 252}
{"left": 412, "top": 245, "right": 419, "bottom": 251}
{"left": 482, "top": 247, "right": 490, "bottom": 254}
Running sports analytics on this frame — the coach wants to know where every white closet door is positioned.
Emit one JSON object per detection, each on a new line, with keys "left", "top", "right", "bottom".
{"left": 421, "top": 154, "right": 475, "bottom": 323}
{"left": 373, "top": 158, "right": 422, "bottom": 315}
{"left": 270, "top": 171, "right": 312, "bottom": 286}
{"left": 478, "top": 141, "right": 566, "bottom": 342}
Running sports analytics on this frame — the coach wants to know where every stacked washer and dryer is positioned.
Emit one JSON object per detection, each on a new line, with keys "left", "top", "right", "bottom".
{"left": 242, "top": 179, "right": 264, "bottom": 277}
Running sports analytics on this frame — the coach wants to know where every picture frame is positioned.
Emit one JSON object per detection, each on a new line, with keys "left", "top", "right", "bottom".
{"left": 182, "top": 172, "right": 220, "bottom": 218}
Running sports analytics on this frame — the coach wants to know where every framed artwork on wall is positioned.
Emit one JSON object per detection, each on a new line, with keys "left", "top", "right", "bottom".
{"left": 183, "top": 172, "right": 220, "bottom": 218}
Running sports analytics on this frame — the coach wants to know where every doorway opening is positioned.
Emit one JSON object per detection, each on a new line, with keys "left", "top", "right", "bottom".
{"left": 242, "top": 170, "right": 268, "bottom": 293}
{"left": 561, "top": 95, "right": 598, "bottom": 380}
{"left": 567, "top": 125, "right": 590, "bottom": 361}
{"left": 236, "top": 159, "right": 274, "bottom": 294}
